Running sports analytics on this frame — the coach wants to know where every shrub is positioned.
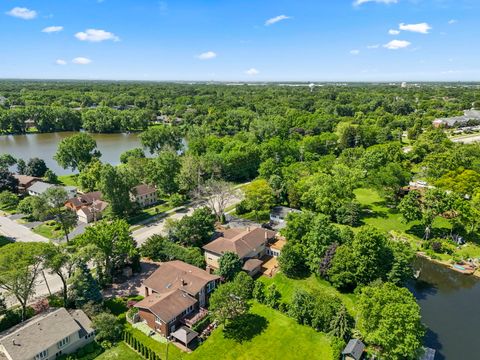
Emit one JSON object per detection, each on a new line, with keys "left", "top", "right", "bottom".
{"left": 192, "top": 315, "right": 211, "bottom": 333}
{"left": 235, "top": 200, "right": 249, "bottom": 215}
{"left": 0, "top": 307, "right": 35, "bottom": 332}
{"left": 47, "top": 294, "right": 64, "bottom": 308}
{"left": 92, "top": 312, "right": 124, "bottom": 344}
{"left": 104, "top": 298, "right": 128, "bottom": 316}
{"left": 170, "top": 193, "right": 186, "bottom": 207}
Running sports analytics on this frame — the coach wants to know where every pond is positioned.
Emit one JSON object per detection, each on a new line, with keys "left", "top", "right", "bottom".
{"left": 0, "top": 132, "right": 143, "bottom": 175}
{"left": 410, "top": 256, "right": 480, "bottom": 360}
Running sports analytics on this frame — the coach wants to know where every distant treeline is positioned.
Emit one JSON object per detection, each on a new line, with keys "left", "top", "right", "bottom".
{"left": 0, "top": 80, "right": 479, "bottom": 135}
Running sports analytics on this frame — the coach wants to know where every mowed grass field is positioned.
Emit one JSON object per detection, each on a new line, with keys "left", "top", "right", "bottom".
{"left": 190, "top": 303, "right": 333, "bottom": 360}
{"left": 96, "top": 343, "right": 143, "bottom": 360}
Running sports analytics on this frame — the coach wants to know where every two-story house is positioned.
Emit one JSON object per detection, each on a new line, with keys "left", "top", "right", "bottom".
{"left": 202, "top": 227, "right": 276, "bottom": 276}
{"left": 130, "top": 184, "right": 158, "bottom": 208}
{"left": 134, "top": 261, "right": 220, "bottom": 338}
{"left": 0, "top": 308, "right": 94, "bottom": 360}
{"left": 65, "top": 191, "right": 108, "bottom": 223}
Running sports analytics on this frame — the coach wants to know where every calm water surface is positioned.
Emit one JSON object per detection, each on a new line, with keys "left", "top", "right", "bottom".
{"left": 410, "top": 256, "right": 480, "bottom": 360}
{"left": 0, "top": 132, "right": 142, "bottom": 175}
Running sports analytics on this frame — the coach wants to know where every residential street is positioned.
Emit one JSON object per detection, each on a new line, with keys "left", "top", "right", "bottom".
{"left": 132, "top": 192, "right": 243, "bottom": 245}
{"left": 0, "top": 215, "right": 49, "bottom": 243}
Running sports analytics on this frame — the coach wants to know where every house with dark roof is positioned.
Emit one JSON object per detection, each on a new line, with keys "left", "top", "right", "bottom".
{"left": 202, "top": 227, "right": 276, "bottom": 276}
{"left": 0, "top": 308, "right": 94, "bottom": 360}
{"left": 134, "top": 261, "right": 220, "bottom": 337}
{"left": 130, "top": 184, "right": 158, "bottom": 208}
{"left": 269, "top": 206, "right": 301, "bottom": 227}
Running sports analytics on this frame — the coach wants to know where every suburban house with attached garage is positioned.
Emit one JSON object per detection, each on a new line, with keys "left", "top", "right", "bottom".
{"left": 65, "top": 191, "right": 108, "bottom": 223}
{"left": 202, "top": 227, "right": 276, "bottom": 276}
{"left": 130, "top": 184, "right": 158, "bottom": 208}
{"left": 0, "top": 308, "right": 94, "bottom": 360}
{"left": 134, "top": 261, "right": 220, "bottom": 340}
{"left": 13, "top": 175, "right": 41, "bottom": 194}
{"left": 28, "top": 182, "right": 77, "bottom": 198}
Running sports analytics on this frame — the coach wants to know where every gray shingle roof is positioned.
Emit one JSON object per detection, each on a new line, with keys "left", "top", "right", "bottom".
{"left": 28, "top": 181, "right": 55, "bottom": 194}
{"left": 171, "top": 326, "right": 198, "bottom": 344}
{"left": 0, "top": 308, "right": 92, "bottom": 360}
{"left": 342, "top": 339, "right": 365, "bottom": 360}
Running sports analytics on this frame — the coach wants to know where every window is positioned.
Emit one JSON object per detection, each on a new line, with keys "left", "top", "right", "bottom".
{"left": 207, "top": 281, "right": 215, "bottom": 293}
{"left": 155, "top": 316, "right": 162, "bottom": 324}
{"left": 57, "top": 336, "right": 70, "bottom": 349}
{"left": 34, "top": 350, "right": 48, "bottom": 360}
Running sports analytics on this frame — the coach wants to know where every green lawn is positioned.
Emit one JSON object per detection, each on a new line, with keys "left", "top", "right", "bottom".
{"left": 127, "top": 202, "right": 177, "bottom": 225}
{"left": 190, "top": 303, "right": 333, "bottom": 360}
{"left": 354, "top": 188, "right": 480, "bottom": 262}
{"left": 259, "top": 273, "right": 357, "bottom": 317}
{"left": 96, "top": 342, "right": 143, "bottom": 360}
{"left": 32, "top": 222, "right": 64, "bottom": 239}
{"left": 58, "top": 174, "right": 78, "bottom": 187}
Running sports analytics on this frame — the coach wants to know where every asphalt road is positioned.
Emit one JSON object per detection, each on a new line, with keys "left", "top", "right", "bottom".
{"left": 0, "top": 215, "right": 65, "bottom": 306}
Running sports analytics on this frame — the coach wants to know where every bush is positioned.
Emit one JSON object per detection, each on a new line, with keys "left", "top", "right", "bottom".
{"left": 92, "top": 312, "right": 124, "bottom": 343}
{"left": 0, "top": 306, "right": 35, "bottom": 332}
{"left": 140, "top": 235, "right": 205, "bottom": 268}
{"left": 47, "top": 294, "right": 64, "bottom": 308}
{"left": 425, "top": 238, "right": 456, "bottom": 255}
{"left": 235, "top": 200, "right": 249, "bottom": 215}
{"left": 192, "top": 314, "right": 211, "bottom": 333}
{"left": 57, "top": 341, "right": 103, "bottom": 360}
{"left": 104, "top": 298, "right": 128, "bottom": 316}
{"left": 0, "top": 191, "right": 19, "bottom": 209}
{"left": 170, "top": 193, "right": 187, "bottom": 207}
{"left": 330, "top": 336, "right": 347, "bottom": 360}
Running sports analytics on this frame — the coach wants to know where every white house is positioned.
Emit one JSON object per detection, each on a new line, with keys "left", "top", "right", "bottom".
{"left": 0, "top": 308, "right": 94, "bottom": 360}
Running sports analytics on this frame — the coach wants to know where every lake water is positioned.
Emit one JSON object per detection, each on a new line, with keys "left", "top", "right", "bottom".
{"left": 0, "top": 132, "right": 142, "bottom": 175}
{"left": 410, "top": 256, "right": 480, "bottom": 360}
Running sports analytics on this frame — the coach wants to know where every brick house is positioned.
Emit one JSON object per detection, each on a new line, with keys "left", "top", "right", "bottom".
{"left": 134, "top": 261, "right": 220, "bottom": 337}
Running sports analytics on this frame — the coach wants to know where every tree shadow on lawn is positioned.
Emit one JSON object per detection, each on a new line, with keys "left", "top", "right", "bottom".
{"left": 223, "top": 313, "right": 269, "bottom": 343}
{"left": 406, "top": 224, "right": 450, "bottom": 239}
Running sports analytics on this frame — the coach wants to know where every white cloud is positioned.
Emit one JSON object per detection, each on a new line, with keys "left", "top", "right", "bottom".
{"left": 367, "top": 44, "right": 380, "bottom": 49}
{"left": 245, "top": 68, "right": 259, "bottom": 76}
{"left": 399, "top": 22, "right": 431, "bottom": 34}
{"left": 75, "top": 29, "right": 119, "bottom": 42}
{"left": 350, "top": 49, "right": 360, "bottom": 55}
{"left": 354, "top": 0, "right": 398, "bottom": 6}
{"left": 265, "top": 15, "right": 291, "bottom": 26}
{"left": 383, "top": 40, "right": 411, "bottom": 50}
{"left": 448, "top": 19, "right": 457, "bottom": 25}
{"left": 389, "top": 29, "right": 400, "bottom": 35}
{"left": 55, "top": 59, "right": 67, "bottom": 65}
{"left": 72, "top": 57, "right": 92, "bottom": 65}
{"left": 197, "top": 51, "right": 217, "bottom": 60}
{"left": 42, "top": 26, "right": 63, "bottom": 33}
{"left": 6, "top": 7, "right": 37, "bottom": 20}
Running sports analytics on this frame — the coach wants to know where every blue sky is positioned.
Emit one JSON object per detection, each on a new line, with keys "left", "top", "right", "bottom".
{"left": 0, "top": 0, "right": 479, "bottom": 81}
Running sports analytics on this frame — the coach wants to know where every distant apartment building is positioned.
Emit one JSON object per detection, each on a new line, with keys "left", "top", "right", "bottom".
{"left": 433, "top": 109, "right": 480, "bottom": 128}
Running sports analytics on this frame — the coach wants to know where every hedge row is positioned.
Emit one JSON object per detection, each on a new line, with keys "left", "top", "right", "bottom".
{"left": 123, "top": 329, "right": 163, "bottom": 360}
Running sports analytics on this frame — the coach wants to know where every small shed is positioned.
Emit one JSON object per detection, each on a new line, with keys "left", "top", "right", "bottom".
{"left": 242, "top": 258, "right": 264, "bottom": 276}
{"left": 342, "top": 339, "right": 365, "bottom": 360}
{"left": 171, "top": 326, "right": 198, "bottom": 349}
